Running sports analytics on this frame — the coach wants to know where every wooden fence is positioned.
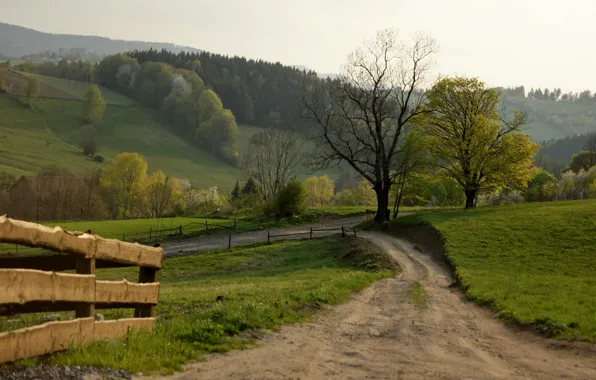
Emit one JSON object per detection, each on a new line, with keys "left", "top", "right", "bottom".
{"left": 121, "top": 219, "right": 236, "bottom": 243}
{"left": 267, "top": 226, "right": 357, "bottom": 244}
{"left": 0, "top": 215, "right": 163, "bottom": 364}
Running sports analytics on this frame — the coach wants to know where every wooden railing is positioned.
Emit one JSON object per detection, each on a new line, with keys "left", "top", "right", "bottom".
{"left": 0, "top": 215, "right": 163, "bottom": 364}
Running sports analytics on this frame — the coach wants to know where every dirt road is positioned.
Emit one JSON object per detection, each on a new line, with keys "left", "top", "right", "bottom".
{"left": 146, "top": 232, "right": 596, "bottom": 380}
{"left": 161, "top": 216, "right": 364, "bottom": 257}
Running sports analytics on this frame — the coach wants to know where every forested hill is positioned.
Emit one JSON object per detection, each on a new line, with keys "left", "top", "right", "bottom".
{"left": 0, "top": 22, "right": 201, "bottom": 59}
{"left": 126, "top": 49, "right": 330, "bottom": 128}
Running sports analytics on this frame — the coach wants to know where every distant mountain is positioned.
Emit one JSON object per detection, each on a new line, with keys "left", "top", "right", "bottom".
{"left": 0, "top": 22, "right": 202, "bottom": 59}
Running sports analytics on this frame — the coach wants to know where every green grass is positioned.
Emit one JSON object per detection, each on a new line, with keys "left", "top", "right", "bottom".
{"left": 408, "top": 282, "right": 428, "bottom": 307}
{"left": 18, "top": 72, "right": 135, "bottom": 106}
{"left": 3, "top": 236, "right": 395, "bottom": 373}
{"left": 0, "top": 94, "right": 242, "bottom": 190}
{"left": 394, "top": 199, "right": 596, "bottom": 340}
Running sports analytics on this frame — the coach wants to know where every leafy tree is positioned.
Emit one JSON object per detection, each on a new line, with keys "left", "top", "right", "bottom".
{"left": 196, "top": 89, "right": 223, "bottom": 124}
{"left": 304, "top": 176, "right": 334, "bottom": 206}
{"left": 569, "top": 151, "right": 596, "bottom": 173}
{"left": 100, "top": 152, "right": 148, "bottom": 218}
{"left": 419, "top": 77, "right": 539, "bottom": 208}
{"left": 303, "top": 29, "right": 437, "bottom": 225}
{"left": 242, "top": 177, "right": 259, "bottom": 195}
{"left": 144, "top": 170, "right": 173, "bottom": 217}
{"left": 197, "top": 108, "right": 239, "bottom": 162}
{"left": 25, "top": 77, "right": 40, "bottom": 105}
{"left": 352, "top": 180, "right": 377, "bottom": 206}
{"left": 231, "top": 180, "right": 241, "bottom": 200}
{"left": 275, "top": 179, "right": 307, "bottom": 217}
{"left": 83, "top": 85, "right": 106, "bottom": 124}
{"left": 78, "top": 125, "right": 97, "bottom": 156}
{"left": 525, "top": 170, "right": 557, "bottom": 202}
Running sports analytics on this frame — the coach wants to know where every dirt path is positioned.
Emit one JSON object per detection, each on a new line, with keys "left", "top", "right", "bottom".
{"left": 145, "top": 232, "right": 596, "bottom": 380}
{"left": 161, "top": 216, "right": 365, "bottom": 257}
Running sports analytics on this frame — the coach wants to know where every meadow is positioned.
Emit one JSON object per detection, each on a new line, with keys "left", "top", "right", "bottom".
{"left": 0, "top": 93, "right": 243, "bottom": 190}
{"left": 394, "top": 199, "right": 596, "bottom": 340}
{"left": 3, "top": 236, "right": 396, "bottom": 373}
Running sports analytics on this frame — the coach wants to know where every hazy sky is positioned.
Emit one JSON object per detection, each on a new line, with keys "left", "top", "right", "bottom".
{"left": 4, "top": 0, "right": 596, "bottom": 92}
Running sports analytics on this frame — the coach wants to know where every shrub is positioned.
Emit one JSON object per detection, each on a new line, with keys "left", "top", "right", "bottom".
{"left": 93, "top": 155, "right": 105, "bottom": 163}
{"left": 78, "top": 125, "right": 97, "bottom": 157}
{"left": 275, "top": 179, "right": 307, "bottom": 217}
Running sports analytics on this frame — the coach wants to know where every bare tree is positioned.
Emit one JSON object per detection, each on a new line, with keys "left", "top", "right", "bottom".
{"left": 245, "top": 129, "right": 302, "bottom": 201}
{"left": 303, "top": 29, "right": 437, "bottom": 225}
{"left": 585, "top": 134, "right": 596, "bottom": 153}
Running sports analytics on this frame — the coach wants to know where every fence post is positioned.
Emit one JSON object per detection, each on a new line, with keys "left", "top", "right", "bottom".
{"left": 228, "top": 233, "right": 232, "bottom": 249}
{"left": 267, "top": 230, "right": 270, "bottom": 244}
{"left": 135, "top": 267, "right": 158, "bottom": 318}
{"left": 310, "top": 227, "right": 313, "bottom": 240}
{"left": 149, "top": 227, "right": 152, "bottom": 240}
{"left": 179, "top": 225, "right": 183, "bottom": 235}
{"left": 341, "top": 226, "right": 345, "bottom": 237}
{"left": 75, "top": 256, "right": 95, "bottom": 318}
{"left": 353, "top": 228, "right": 357, "bottom": 238}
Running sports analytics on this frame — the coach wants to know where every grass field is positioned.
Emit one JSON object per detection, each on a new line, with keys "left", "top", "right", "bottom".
{"left": 394, "top": 199, "right": 596, "bottom": 340}
{"left": 4, "top": 236, "right": 396, "bottom": 373}
{"left": 17, "top": 71, "right": 135, "bottom": 106}
{"left": 0, "top": 93, "right": 242, "bottom": 190}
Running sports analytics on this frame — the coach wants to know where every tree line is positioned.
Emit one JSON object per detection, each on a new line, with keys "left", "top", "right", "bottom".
{"left": 0, "top": 153, "right": 226, "bottom": 222}
{"left": 93, "top": 54, "right": 240, "bottom": 164}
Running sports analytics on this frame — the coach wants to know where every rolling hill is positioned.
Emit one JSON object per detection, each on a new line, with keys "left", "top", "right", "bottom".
{"left": 0, "top": 22, "right": 201, "bottom": 59}
{"left": 0, "top": 73, "right": 245, "bottom": 190}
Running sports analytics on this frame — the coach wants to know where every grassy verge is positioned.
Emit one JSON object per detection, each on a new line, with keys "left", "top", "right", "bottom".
{"left": 2, "top": 236, "right": 396, "bottom": 374}
{"left": 392, "top": 199, "right": 596, "bottom": 340}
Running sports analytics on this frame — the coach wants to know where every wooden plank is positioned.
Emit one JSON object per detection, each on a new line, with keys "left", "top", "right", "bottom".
{"left": 93, "top": 318, "right": 155, "bottom": 341}
{"left": 0, "top": 317, "right": 155, "bottom": 364}
{"left": 75, "top": 257, "right": 95, "bottom": 319}
{"left": 0, "top": 216, "right": 163, "bottom": 269}
{"left": 134, "top": 267, "right": 158, "bottom": 318}
{"left": 96, "top": 280, "right": 159, "bottom": 304}
{"left": 0, "top": 269, "right": 95, "bottom": 304}
{"left": 0, "top": 317, "right": 94, "bottom": 364}
{"left": 0, "top": 255, "right": 136, "bottom": 271}
{"left": 95, "top": 237, "right": 163, "bottom": 269}
{"left": 0, "top": 301, "right": 137, "bottom": 316}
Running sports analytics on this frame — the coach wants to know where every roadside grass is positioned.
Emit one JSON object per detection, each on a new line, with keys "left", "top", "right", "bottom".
{"left": 393, "top": 199, "right": 596, "bottom": 340}
{"left": 2, "top": 236, "right": 396, "bottom": 374}
{"left": 408, "top": 282, "right": 429, "bottom": 307}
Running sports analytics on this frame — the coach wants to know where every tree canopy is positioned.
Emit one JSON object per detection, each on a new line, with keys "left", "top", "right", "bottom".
{"left": 419, "top": 77, "right": 540, "bottom": 208}
{"left": 83, "top": 84, "right": 106, "bottom": 123}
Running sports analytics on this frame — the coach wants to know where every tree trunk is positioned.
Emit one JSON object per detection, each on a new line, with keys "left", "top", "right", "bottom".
{"left": 465, "top": 189, "right": 477, "bottom": 209}
{"left": 374, "top": 180, "right": 391, "bottom": 227}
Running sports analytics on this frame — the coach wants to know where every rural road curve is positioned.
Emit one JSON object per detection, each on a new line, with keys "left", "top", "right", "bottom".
{"left": 145, "top": 231, "right": 596, "bottom": 379}
{"left": 161, "top": 216, "right": 365, "bottom": 257}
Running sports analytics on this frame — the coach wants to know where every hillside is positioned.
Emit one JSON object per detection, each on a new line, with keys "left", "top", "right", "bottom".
{"left": 0, "top": 90, "right": 242, "bottom": 190}
{"left": 0, "top": 22, "right": 201, "bottom": 59}
{"left": 503, "top": 95, "right": 596, "bottom": 142}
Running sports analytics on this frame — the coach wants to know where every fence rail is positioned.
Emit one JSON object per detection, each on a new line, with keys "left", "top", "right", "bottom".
{"left": 121, "top": 219, "right": 236, "bottom": 243}
{"left": 267, "top": 226, "right": 356, "bottom": 244}
{"left": 0, "top": 215, "right": 164, "bottom": 364}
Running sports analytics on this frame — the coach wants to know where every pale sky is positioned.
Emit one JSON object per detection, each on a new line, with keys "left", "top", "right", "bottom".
{"left": 3, "top": 0, "right": 595, "bottom": 92}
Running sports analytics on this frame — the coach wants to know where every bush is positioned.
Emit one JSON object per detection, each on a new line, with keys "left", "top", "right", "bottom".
{"left": 93, "top": 155, "right": 105, "bottom": 163}
{"left": 78, "top": 125, "right": 97, "bottom": 157}
{"left": 275, "top": 179, "right": 307, "bottom": 217}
